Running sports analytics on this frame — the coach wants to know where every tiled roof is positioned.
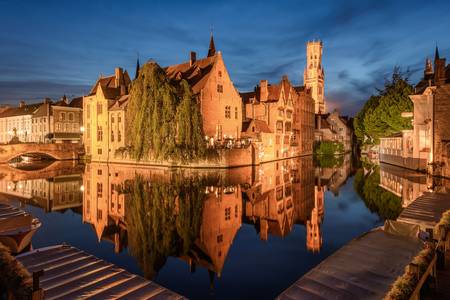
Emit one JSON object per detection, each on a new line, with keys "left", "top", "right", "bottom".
{"left": 88, "top": 71, "right": 131, "bottom": 99}
{"left": 109, "top": 95, "right": 130, "bottom": 111}
{"left": 69, "top": 97, "right": 83, "bottom": 108}
{"left": 0, "top": 103, "right": 42, "bottom": 118}
{"left": 242, "top": 119, "right": 272, "bottom": 133}
{"left": 165, "top": 55, "right": 216, "bottom": 94}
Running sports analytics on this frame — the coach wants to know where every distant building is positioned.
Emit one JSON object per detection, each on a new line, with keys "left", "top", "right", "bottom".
{"left": 380, "top": 46, "right": 450, "bottom": 177}
{"left": 315, "top": 110, "right": 354, "bottom": 153}
{"left": 241, "top": 75, "right": 315, "bottom": 162}
{"left": 31, "top": 96, "right": 83, "bottom": 143}
{"left": 304, "top": 41, "right": 325, "bottom": 114}
{"left": 0, "top": 101, "right": 41, "bottom": 143}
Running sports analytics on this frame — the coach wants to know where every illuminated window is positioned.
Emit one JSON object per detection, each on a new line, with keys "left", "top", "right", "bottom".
{"left": 225, "top": 207, "right": 231, "bottom": 220}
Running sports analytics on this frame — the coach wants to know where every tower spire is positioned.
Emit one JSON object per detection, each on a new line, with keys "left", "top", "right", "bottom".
{"left": 134, "top": 53, "right": 140, "bottom": 80}
{"left": 434, "top": 45, "right": 440, "bottom": 61}
{"left": 207, "top": 29, "right": 216, "bottom": 57}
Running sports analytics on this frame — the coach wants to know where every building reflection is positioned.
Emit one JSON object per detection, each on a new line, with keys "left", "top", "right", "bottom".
{"left": 378, "top": 163, "right": 428, "bottom": 207}
{"left": 0, "top": 155, "right": 355, "bottom": 283}
{"left": 0, "top": 173, "right": 83, "bottom": 213}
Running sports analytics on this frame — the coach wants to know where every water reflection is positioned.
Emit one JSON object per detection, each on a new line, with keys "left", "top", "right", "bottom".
{"left": 0, "top": 155, "right": 367, "bottom": 291}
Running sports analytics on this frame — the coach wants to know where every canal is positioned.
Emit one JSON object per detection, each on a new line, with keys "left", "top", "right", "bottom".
{"left": 0, "top": 155, "right": 405, "bottom": 299}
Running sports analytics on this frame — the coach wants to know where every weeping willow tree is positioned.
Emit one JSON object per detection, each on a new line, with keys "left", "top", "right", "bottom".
{"left": 126, "top": 62, "right": 206, "bottom": 162}
{"left": 125, "top": 174, "right": 206, "bottom": 279}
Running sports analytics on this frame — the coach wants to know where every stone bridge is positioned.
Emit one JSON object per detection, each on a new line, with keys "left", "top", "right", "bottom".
{"left": 0, "top": 143, "right": 84, "bottom": 163}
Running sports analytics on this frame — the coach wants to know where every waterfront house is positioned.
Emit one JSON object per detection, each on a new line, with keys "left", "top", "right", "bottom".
{"left": 241, "top": 75, "right": 315, "bottom": 162}
{"left": 31, "top": 96, "right": 83, "bottom": 143}
{"left": 315, "top": 110, "right": 354, "bottom": 153}
{"left": 380, "top": 47, "right": 450, "bottom": 177}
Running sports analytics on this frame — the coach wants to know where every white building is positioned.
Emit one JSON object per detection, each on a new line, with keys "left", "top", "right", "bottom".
{"left": 0, "top": 101, "right": 41, "bottom": 144}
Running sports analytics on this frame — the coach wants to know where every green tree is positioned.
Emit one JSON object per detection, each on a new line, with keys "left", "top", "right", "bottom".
{"left": 353, "top": 68, "right": 413, "bottom": 146}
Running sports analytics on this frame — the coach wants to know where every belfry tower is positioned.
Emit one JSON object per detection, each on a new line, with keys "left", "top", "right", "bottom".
{"left": 303, "top": 41, "right": 325, "bottom": 114}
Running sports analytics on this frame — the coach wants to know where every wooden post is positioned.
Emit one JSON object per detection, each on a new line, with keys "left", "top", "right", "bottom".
{"left": 409, "top": 263, "right": 420, "bottom": 282}
{"left": 32, "top": 270, "right": 44, "bottom": 300}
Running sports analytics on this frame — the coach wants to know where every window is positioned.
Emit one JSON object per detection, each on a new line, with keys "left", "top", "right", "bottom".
{"left": 111, "top": 115, "right": 115, "bottom": 123}
{"left": 217, "top": 84, "right": 223, "bottom": 93}
{"left": 97, "top": 169, "right": 102, "bottom": 175}
{"left": 60, "top": 112, "right": 65, "bottom": 121}
{"left": 225, "top": 207, "right": 231, "bottom": 220}
{"left": 235, "top": 107, "right": 238, "bottom": 119}
{"left": 87, "top": 104, "right": 90, "bottom": 119}
{"left": 225, "top": 106, "right": 231, "bottom": 119}
{"left": 286, "top": 110, "right": 292, "bottom": 118}
{"left": 285, "top": 122, "right": 291, "bottom": 132}
{"left": 68, "top": 113, "right": 73, "bottom": 121}
{"left": 65, "top": 123, "right": 69, "bottom": 132}
{"left": 218, "top": 71, "right": 222, "bottom": 77}
{"left": 276, "top": 187, "right": 283, "bottom": 200}
{"left": 217, "top": 234, "right": 223, "bottom": 243}
{"left": 97, "top": 148, "right": 102, "bottom": 155}
{"left": 111, "top": 131, "right": 114, "bottom": 142}
{"left": 97, "top": 209, "right": 102, "bottom": 219}
{"left": 276, "top": 121, "right": 283, "bottom": 133}
{"left": 118, "top": 130, "right": 121, "bottom": 142}
{"left": 278, "top": 109, "right": 284, "bottom": 117}
{"left": 97, "top": 126, "right": 103, "bottom": 141}
{"left": 235, "top": 205, "right": 238, "bottom": 218}
{"left": 118, "top": 116, "right": 121, "bottom": 123}
{"left": 97, "top": 183, "right": 103, "bottom": 198}
{"left": 87, "top": 124, "right": 90, "bottom": 139}
{"left": 97, "top": 103, "right": 102, "bottom": 115}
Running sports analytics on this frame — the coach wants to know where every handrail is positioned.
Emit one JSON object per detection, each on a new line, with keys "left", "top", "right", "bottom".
{"left": 408, "top": 254, "right": 437, "bottom": 300}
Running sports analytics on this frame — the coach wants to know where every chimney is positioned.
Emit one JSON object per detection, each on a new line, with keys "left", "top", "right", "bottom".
{"left": 120, "top": 84, "right": 127, "bottom": 96}
{"left": 19, "top": 100, "right": 26, "bottom": 108}
{"left": 114, "top": 67, "right": 123, "bottom": 88}
{"left": 260, "top": 80, "right": 268, "bottom": 101}
{"left": 190, "top": 51, "right": 197, "bottom": 66}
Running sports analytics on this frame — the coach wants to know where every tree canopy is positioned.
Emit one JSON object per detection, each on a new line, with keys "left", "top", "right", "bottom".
{"left": 353, "top": 68, "right": 414, "bottom": 146}
{"left": 126, "top": 62, "right": 206, "bottom": 162}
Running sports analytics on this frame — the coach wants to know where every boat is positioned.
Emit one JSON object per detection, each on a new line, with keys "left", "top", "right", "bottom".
{"left": 20, "top": 154, "right": 44, "bottom": 163}
{"left": 0, "top": 203, "right": 41, "bottom": 253}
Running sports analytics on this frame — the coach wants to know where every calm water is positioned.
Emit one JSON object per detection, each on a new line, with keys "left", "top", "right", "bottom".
{"left": 0, "top": 155, "right": 393, "bottom": 299}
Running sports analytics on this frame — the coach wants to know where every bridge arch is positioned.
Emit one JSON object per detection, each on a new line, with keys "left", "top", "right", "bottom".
{"left": 0, "top": 143, "right": 84, "bottom": 164}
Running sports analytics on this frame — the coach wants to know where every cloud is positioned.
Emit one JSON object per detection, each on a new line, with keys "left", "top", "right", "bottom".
{"left": 0, "top": 81, "right": 90, "bottom": 104}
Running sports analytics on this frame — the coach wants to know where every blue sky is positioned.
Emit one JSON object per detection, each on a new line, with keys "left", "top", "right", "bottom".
{"left": 0, "top": 0, "right": 449, "bottom": 115}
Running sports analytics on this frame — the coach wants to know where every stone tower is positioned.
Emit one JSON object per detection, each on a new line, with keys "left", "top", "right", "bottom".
{"left": 303, "top": 40, "right": 325, "bottom": 114}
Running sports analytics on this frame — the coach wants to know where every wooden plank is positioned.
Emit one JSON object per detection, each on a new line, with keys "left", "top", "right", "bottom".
{"left": 18, "top": 245, "right": 185, "bottom": 300}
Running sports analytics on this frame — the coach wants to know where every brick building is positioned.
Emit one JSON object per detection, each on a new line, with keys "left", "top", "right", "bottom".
{"left": 241, "top": 75, "right": 315, "bottom": 162}
{"left": 83, "top": 35, "right": 243, "bottom": 162}
{"left": 315, "top": 110, "right": 354, "bottom": 153}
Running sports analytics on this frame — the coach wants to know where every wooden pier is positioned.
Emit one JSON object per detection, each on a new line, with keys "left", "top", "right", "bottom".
{"left": 398, "top": 192, "right": 450, "bottom": 231}
{"left": 16, "top": 244, "right": 186, "bottom": 300}
{"left": 277, "top": 224, "right": 424, "bottom": 300}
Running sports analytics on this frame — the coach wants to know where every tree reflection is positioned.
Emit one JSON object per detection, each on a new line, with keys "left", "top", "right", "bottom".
{"left": 125, "top": 175, "right": 206, "bottom": 279}
{"left": 353, "top": 166, "right": 403, "bottom": 220}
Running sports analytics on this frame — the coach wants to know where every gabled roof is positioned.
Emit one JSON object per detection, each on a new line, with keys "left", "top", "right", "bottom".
{"left": 165, "top": 55, "right": 217, "bottom": 94}
{"left": 88, "top": 71, "right": 131, "bottom": 99}
{"left": 242, "top": 119, "right": 272, "bottom": 133}
{"left": 0, "top": 103, "right": 42, "bottom": 118}
{"left": 69, "top": 97, "right": 83, "bottom": 108}
{"left": 109, "top": 95, "right": 130, "bottom": 111}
